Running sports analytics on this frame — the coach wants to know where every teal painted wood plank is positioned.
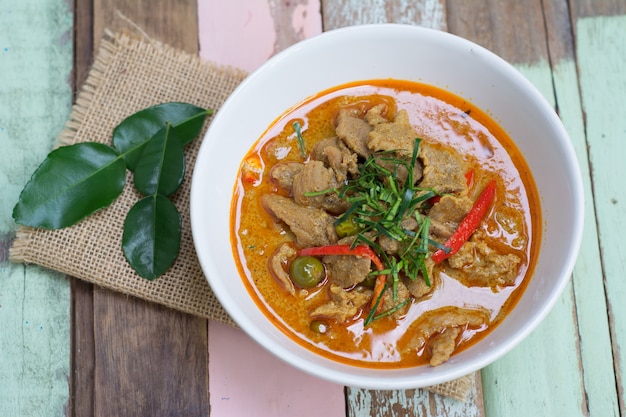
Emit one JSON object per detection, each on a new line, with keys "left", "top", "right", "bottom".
{"left": 552, "top": 57, "right": 620, "bottom": 416}
{"left": 577, "top": 14, "right": 626, "bottom": 414}
{"left": 0, "top": 0, "right": 73, "bottom": 416}
{"left": 483, "top": 284, "right": 586, "bottom": 416}
{"left": 481, "top": 62, "right": 587, "bottom": 417}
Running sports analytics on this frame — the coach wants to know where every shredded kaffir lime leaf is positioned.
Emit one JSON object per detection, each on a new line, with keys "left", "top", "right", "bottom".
{"left": 293, "top": 122, "right": 307, "bottom": 159}
{"left": 335, "top": 138, "right": 439, "bottom": 292}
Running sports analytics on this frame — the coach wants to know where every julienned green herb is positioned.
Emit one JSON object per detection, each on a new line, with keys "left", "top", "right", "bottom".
{"left": 338, "top": 139, "right": 438, "bottom": 282}
{"left": 293, "top": 121, "right": 307, "bottom": 159}
{"left": 12, "top": 102, "right": 212, "bottom": 280}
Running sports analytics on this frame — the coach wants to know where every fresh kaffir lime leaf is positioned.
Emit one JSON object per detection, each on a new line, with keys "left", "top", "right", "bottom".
{"left": 133, "top": 123, "right": 186, "bottom": 196}
{"left": 112, "top": 102, "right": 212, "bottom": 171}
{"left": 12, "top": 142, "right": 126, "bottom": 229}
{"left": 13, "top": 101, "right": 212, "bottom": 280}
{"left": 122, "top": 194, "right": 181, "bottom": 280}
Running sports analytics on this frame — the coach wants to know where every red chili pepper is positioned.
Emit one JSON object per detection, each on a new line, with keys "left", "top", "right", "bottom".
{"left": 431, "top": 179, "right": 497, "bottom": 264}
{"left": 298, "top": 244, "right": 384, "bottom": 271}
{"left": 465, "top": 169, "right": 475, "bottom": 190}
{"left": 298, "top": 244, "right": 387, "bottom": 312}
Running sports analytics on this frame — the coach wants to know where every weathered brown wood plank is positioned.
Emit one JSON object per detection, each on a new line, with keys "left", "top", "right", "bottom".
{"left": 94, "top": 291, "right": 210, "bottom": 416}
{"left": 69, "top": 1, "right": 211, "bottom": 416}
{"left": 446, "top": 0, "right": 549, "bottom": 65}
{"left": 447, "top": 1, "right": 593, "bottom": 415}
{"left": 321, "top": 1, "right": 484, "bottom": 416}
{"left": 570, "top": 0, "right": 626, "bottom": 21}
{"left": 92, "top": 0, "right": 200, "bottom": 52}
{"left": 71, "top": 2, "right": 96, "bottom": 415}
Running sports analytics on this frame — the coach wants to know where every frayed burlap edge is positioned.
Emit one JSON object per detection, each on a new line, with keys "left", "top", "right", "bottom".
{"left": 9, "top": 30, "right": 473, "bottom": 402}
{"left": 426, "top": 373, "right": 475, "bottom": 401}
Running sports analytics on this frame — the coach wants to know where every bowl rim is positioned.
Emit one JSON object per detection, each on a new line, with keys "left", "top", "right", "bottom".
{"left": 190, "top": 23, "right": 585, "bottom": 389}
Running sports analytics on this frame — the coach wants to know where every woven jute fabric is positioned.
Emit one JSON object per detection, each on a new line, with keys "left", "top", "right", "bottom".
{"left": 9, "top": 31, "right": 473, "bottom": 401}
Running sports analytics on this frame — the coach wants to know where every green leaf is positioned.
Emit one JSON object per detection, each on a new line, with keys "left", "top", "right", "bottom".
{"left": 133, "top": 123, "right": 185, "bottom": 196}
{"left": 12, "top": 143, "right": 126, "bottom": 229}
{"left": 122, "top": 194, "right": 181, "bottom": 280}
{"left": 112, "top": 102, "right": 212, "bottom": 170}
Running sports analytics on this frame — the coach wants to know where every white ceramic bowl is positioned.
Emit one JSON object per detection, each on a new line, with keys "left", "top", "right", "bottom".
{"left": 190, "top": 24, "right": 584, "bottom": 389}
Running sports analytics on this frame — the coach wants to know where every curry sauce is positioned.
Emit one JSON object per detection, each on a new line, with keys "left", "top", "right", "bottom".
{"left": 231, "top": 79, "right": 540, "bottom": 368}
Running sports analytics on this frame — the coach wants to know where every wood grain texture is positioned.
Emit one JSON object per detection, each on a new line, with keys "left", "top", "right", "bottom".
{"left": 71, "top": 1, "right": 97, "bottom": 415}
{"left": 207, "top": 320, "right": 346, "bottom": 417}
{"left": 573, "top": 9, "right": 626, "bottom": 416}
{"left": 196, "top": 4, "right": 346, "bottom": 416}
{"left": 5, "top": 1, "right": 619, "bottom": 416}
{"left": 571, "top": 0, "right": 626, "bottom": 19}
{"left": 93, "top": 0, "right": 199, "bottom": 53}
{"left": 446, "top": 0, "right": 549, "bottom": 65}
{"left": 0, "top": 0, "right": 73, "bottom": 415}
{"left": 346, "top": 373, "right": 484, "bottom": 417}
{"left": 322, "top": 2, "right": 485, "bottom": 415}
{"left": 544, "top": 1, "right": 620, "bottom": 415}
{"left": 93, "top": 291, "right": 210, "bottom": 417}
{"left": 446, "top": 1, "right": 589, "bottom": 415}
{"left": 68, "top": 1, "right": 211, "bottom": 416}
{"left": 322, "top": 0, "right": 446, "bottom": 30}
{"left": 198, "top": 0, "right": 321, "bottom": 72}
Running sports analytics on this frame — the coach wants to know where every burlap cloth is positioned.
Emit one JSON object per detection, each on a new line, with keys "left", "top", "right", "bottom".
{"left": 9, "top": 30, "right": 474, "bottom": 402}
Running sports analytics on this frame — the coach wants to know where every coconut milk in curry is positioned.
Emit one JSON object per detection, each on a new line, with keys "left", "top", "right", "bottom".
{"left": 231, "top": 79, "right": 540, "bottom": 368}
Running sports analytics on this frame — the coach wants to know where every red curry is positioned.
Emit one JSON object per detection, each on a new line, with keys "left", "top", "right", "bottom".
{"left": 231, "top": 79, "right": 540, "bottom": 368}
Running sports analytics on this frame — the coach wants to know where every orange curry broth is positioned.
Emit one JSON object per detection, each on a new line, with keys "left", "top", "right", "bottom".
{"left": 230, "top": 79, "right": 541, "bottom": 368}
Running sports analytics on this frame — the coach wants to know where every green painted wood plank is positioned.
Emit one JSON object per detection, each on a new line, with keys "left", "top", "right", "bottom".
{"left": 481, "top": 62, "right": 587, "bottom": 417}
{"left": 577, "top": 14, "right": 626, "bottom": 414}
{"left": 553, "top": 58, "right": 620, "bottom": 416}
{"left": 0, "top": 0, "right": 73, "bottom": 416}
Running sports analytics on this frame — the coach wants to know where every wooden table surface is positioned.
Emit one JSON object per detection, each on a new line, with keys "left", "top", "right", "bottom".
{"left": 1, "top": 0, "right": 624, "bottom": 416}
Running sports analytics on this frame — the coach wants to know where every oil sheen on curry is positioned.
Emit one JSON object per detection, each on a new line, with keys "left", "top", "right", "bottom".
{"left": 231, "top": 79, "right": 540, "bottom": 368}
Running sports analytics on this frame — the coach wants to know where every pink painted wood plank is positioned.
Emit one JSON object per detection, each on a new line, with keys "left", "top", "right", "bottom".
{"left": 198, "top": 0, "right": 321, "bottom": 72}
{"left": 197, "top": 2, "right": 342, "bottom": 416}
{"left": 208, "top": 321, "right": 345, "bottom": 417}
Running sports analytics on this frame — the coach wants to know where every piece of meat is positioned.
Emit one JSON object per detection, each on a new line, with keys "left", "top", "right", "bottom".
{"left": 446, "top": 236, "right": 522, "bottom": 288}
{"left": 407, "top": 306, "right": 490, "bottom": 350}
{"left": 419, "top": 142, "right": 468, "bottom": 194}
{"left": 429, "top": 327, "right": 461, "bottom": 366}
{"left": 377, "top": 234, "right": 401, "bottom": 254}
{"left": 336, "top": 108, "right": 372, "bottom": 158}
{"left": 428, "top": 195, "right": 473, "bottom": 239}
{"left": 268, "top": 243, "right": 297, "bottom": 295}
{"left": 367, "top": 109, "right": 419, "bottom": 155}
{"left": 292, "top": 160, "right": 350, "bottom": 214}
{"left": 380, "top": 280, "right": 412, "bottom": 318}
{"left": 323, "top": 254, "right": 371, "bottom": 288}
{"left": 364, "top": 103, "right": 389, "bottom": 126}
{"left": 403, "top": 258, "right": 437, "bottom": 299}
{"left": 269, "top": 162, "right": 303, "bottom": 192}
{"left": 262, "top": 194, "right": 338, "bottom": 248}
{"left": 310, "top": 284, "right": 373, "bottom": 323}
{"left": 311, "top": 136, "right": 359, "bottom": 183}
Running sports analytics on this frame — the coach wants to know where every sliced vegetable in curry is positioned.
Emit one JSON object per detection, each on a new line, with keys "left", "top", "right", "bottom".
{"left": 232, "top": 80, "right": 540, "bottom": 368}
